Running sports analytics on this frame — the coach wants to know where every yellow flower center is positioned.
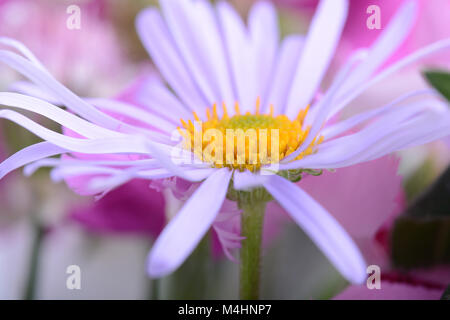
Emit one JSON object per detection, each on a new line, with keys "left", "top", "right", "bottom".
{"left": 178, "top": 98, "right": 323, "bottom": 172}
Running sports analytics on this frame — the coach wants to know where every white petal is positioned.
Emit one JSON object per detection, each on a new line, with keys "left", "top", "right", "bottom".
{"left": 217, "top": 1, "right": 255, "bottom": 113}
{"left": 0, "top": 49, "right": 129, "bottom": 132}
{"left": 266, "top": 35, "right": 305, "bottom": 114}
{"left": 147, "top": 168, "right": 232, "bottom": 277}
{"left": 264, "top": 175, "right": 367, "bottom": 284}
{"left": 284, "top": 0, "right": 348, "bottom": 119}
{"left": 233, "top": 170, "right": 269, "bottom": 190}
{"left": 159, "top": 0, "right": 234, "bottom": 107}
{"left": 135, "top": 8, "right": 208, "bottom": 113}
{"left": 0, "top": 142, "right": 65, "bottom": 179}
{"left": 248, "top": 1, "right": 279, "bottom": 110}
{"left": 279, "top": 99, "right": 450, "bottom": 170}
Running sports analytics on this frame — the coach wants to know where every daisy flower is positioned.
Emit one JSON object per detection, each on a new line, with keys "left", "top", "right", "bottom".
{"left": 0, "top": 0, "right": 449, "bottom": 299}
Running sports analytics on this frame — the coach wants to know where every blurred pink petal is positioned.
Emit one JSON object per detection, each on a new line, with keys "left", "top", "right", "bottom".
{"left": 210, "top": 198, "right": 291, "bottom": 260}
{"left": 68, "top": 179, "right": 165, "bottom": 238}
{"left": 211, "top": 199, "right": 243, "bottom": 262}
{"left": 300, "top": 155, "right": 404, "bottom": 266}
{"left": 300, "top": 155, "right": 404, "bottom": 239}
{"left": 409, "top": 268, "right": 450, "bottom": 289}
{"left": 0, "top": 0, "right": 131, "bottom": 95}
{"left": 337, "top": 0, "right": 450, "bottom": 67}
{"left": 262, "top": 201, "right": 290, "bottom": 248}
{"left": 342, "top": 0, "right": 406, "bottom": 46}
{"left": 277, "top": 0, "right": 450, "bottom": 66}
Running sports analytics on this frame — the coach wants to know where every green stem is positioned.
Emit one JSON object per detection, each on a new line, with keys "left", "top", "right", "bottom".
{"left": 150, "top": 278, "right": 160, "bottom": 300}
{"left": 23, "top": 223, "right": 45, "bottom": 300}
{"left": 239, "top": 201, "right": 266, "bottom": 300}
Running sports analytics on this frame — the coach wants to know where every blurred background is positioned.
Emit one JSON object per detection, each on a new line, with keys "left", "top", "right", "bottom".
{"left": 0, "top": 0, "right": 449, "bottom": 299}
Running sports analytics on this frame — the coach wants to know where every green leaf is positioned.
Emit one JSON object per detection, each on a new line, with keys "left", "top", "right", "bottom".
{"left": 404, "top": 166, "right": 450, "bottom": 218}
{"left": 391, "top": 166, "right": 450, "bottom": 269}
{"left": 423, "top": 70, "right": 450, "bottom": 102}
{"left": 441, "top": 285, "right": 450, "bottom": 300}
{"left": 403, "top": 158, "right": 436, "bottom": 201}
{"left": 391, "top": 216, "right": 450, "bottom": 269}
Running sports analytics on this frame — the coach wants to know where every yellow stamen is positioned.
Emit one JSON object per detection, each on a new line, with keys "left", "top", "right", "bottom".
{"left": 212, "top": 103, "right": 218, "bottom": 120}
{"left": 222, "top": 102, "right": 229, "bottom": 119}
{"left": 255, "top": 96, "right": 261, "bottom": 115}
{"left": 234, "top": 101, "right": 241, "bottom": 115}
{"left": 179, "top": 100, "right": 324, "bottom": 172}
{"left": 192, "top": 112, "right": 200, "bottom": 121}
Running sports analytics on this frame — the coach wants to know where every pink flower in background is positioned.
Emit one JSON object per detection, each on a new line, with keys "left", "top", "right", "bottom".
{"left": 0, "top": 0, "right": 131, "bottom": 96}
{"left": 299, "top": 155, "right": 404, "bottom": 267}
{"left": 68, "top": 179, "right": 165, "bottom": 237}
{"left": 276, "top": 0, "right": 450, "bottom": 66}
{"left": 337, "top": 0, "right": 450, "bottom": 66}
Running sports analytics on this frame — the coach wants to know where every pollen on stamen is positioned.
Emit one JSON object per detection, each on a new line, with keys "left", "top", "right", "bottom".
{"left": 222, "top": 102, "right": 229, "bottom": 119}
{"left": 234, "top": 101, "right": 241, "bottom": 116}
{"left": 179, "top": 98, "right": 323, "bottom": 172}
{"left": 255, "top": 96, "right": 261, "bottom": 115}
{"left": 192, "top": 111, "right": 200, "bottom": 121}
